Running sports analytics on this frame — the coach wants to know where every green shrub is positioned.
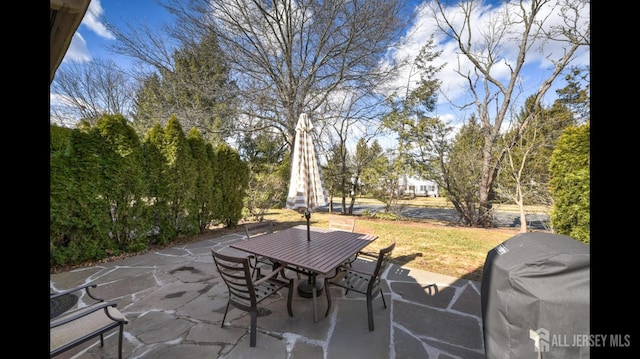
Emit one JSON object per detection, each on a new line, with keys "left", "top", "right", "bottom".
{"left": 548, "top": 123, "right": 590, "bottom": 243}
{"left": 373, "top": 212, "right": 399, "bottom": 221}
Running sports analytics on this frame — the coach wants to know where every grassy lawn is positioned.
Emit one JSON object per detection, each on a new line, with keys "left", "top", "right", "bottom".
{"left": 258, "top": 206, "right": 525, "bottom": 282}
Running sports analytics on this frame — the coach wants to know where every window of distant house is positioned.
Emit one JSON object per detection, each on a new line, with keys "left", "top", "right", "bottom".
{"left": 419, "top": 185, "right": 427, "bottom": 193}
{"left": 427, "top": 185, "right": 435, "bottom": 192}
{"left": 408, "top": 185, "right": 415, "bottom": 192}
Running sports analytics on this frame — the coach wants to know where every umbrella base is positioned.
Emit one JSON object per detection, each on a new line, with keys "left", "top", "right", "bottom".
{"left": 297, "top": 280, "right": 324, "bottom": 298}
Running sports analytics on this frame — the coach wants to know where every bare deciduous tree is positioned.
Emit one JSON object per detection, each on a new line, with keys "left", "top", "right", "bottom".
{"left": 499, "top": 123, "right": 546, "bottom": 233}
{"left": 50, "top": 58, "right": 137, "bottom": 127}
{"left": 315, "top": 87, "right": 389, "bottom": 214}
{"left": 428, "top": 0, "right": 589, "bottom": 227}
{"left": 112, "top": 0, "right": 412, "bottom": 154}
{"left": 496, "top": 96, "right": 575, "bottom": 232}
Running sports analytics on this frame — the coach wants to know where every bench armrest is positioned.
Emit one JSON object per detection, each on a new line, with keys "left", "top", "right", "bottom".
{"left": 50, "top": 301, "right": 127, "bottom": 329}
{"left": 50, "top": 283, "right": 105, "bottom": 302}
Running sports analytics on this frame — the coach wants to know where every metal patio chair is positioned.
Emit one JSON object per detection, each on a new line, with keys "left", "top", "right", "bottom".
{"left": 324, "top": 240, "right": 396, "bottom": 331}
{"left": 328, "top": 216, "right": 359, "bottom": 266}
{"left": 244, "top": 220, "right": 280, "bottom": 277}
{"left": 244, "top": 220, "right": 300, "bottom": 279}
{"left": 211, "top": 249, "right": 294, "bottom": 347}
{"left": 328, "top": 216, "right": 356, "bottom": 232}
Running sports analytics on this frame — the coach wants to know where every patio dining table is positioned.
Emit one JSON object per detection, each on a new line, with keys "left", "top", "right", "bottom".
{"left": 230, "top": 225, "right": 378, "bottom": 322}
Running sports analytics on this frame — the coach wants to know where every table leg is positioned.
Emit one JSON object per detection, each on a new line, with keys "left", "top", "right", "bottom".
{"left": 311, "top": 273, "right": 318, "bottom": 322}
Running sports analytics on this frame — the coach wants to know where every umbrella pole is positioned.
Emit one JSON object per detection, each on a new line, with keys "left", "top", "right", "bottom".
{"left": 297, "top": 208, "right": 323, "bottom": 298}
{"left": 305, "top": 210, "right": 311, "bottom": 241}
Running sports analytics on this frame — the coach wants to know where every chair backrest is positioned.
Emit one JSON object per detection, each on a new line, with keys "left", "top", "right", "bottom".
{"left": 244, "top": 220, "right": 276, "bottom": 239}
{"left": 328, "top": 216, "right": 356, "bottom": 232}
{"left": 368, "top": 241, "right": 396, "bottom": 292}
{"left": 211, "top": 249, "right": 257, "bottom": 311}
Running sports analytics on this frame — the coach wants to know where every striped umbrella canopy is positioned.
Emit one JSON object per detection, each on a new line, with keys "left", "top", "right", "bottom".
{"left": 286, "top": 113, "right": 328, "bottom": 240}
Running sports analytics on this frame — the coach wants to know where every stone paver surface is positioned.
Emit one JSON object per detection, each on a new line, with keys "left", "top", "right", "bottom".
{"left": 50, "top": 230, "right": 486, "bottom": 359}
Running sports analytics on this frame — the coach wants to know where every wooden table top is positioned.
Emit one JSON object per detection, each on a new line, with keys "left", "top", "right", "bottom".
{"left": 230, "top": 225, "right": 378, "bottom": 275}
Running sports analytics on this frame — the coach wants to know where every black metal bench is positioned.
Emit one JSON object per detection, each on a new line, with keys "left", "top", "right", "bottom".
{"left": 50, "top": 283, "right": 128, "bottom": 358}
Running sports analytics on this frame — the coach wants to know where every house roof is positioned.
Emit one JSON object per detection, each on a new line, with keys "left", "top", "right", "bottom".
{"left": 50, "top": 0, "right": 91, "bottom": 84}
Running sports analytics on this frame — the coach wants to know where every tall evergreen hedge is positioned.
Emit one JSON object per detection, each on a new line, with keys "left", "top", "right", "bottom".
{"left": 213, "top": 143, "right": 249, "bottom": 227}
{"left": 50, "top": 115, "right": 249, "bottom": 267}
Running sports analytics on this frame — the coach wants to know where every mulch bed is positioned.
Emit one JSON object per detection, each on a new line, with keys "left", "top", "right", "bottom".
{"left": 50, "top": 224, "right": 243, "bottom": 274}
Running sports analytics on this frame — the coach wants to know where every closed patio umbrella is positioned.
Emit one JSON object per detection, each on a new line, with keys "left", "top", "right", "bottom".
{"left": 286, "top": 113, "right": 328, "bottom": 241}
{"left": 286, "top": 112, "right": 328, "bottom": 298}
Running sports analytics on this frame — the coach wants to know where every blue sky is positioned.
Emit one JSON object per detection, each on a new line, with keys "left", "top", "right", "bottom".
{"left": 57, "top": 0, "right": 590, "bottom": 132}
{"left": 61, "top": 0, "right": 170, "bottom": 67}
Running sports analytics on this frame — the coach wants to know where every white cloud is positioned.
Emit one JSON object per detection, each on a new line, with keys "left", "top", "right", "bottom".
{"left": 62, "top": 32, "right": 91, "bottom": 63}
{"left": 83, "top": 0, "right": 115, "bottom": 40}
{"left": 50, "top": 92, "right": 63, "bottom": 106}
{"left": 60, "top": 0, "right": 114, "bottom": 65}
{"left": 382, "top": 0, "right": 590, "bottom": 124}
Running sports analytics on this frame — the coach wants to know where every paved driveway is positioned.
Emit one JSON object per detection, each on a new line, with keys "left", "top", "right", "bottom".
{"left": 321, "top": 204, "right": 550, "bottom": 230}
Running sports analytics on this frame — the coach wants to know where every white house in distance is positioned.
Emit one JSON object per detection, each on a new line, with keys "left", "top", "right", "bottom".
{"left": 398, "top": 176, "right": 439, "bottom": 197}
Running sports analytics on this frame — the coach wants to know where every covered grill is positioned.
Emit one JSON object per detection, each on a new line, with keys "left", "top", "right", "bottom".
{"left": 481, "top": 232, "right": 590, "bottom": 358}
